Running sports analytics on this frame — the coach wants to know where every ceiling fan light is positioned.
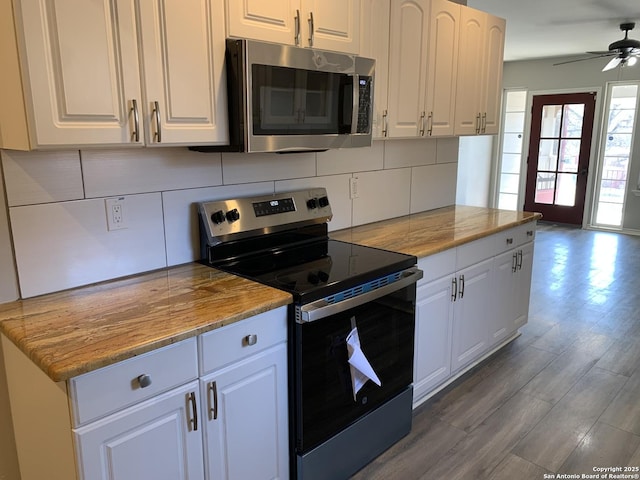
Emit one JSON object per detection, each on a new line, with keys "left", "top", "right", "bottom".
{"left": 628, "top": 56, "right": 638, "bottom": 67}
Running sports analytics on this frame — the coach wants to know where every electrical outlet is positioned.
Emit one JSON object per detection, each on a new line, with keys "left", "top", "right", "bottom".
{"left": 105, "top": 197, "right": 127, "bottom": 231}
{"left": 350, "top": 177, "right": 360, "bottom": 199}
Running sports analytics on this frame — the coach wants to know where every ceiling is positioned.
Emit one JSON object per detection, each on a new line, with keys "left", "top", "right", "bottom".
{"left": 466, "top": 0, "right": 640, "bottom": 63}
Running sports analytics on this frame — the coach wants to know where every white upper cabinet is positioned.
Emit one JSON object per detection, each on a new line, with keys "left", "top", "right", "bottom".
{"left": 386, "top": 0, "right": 461, "bottom": 139}
{"left": 137, "top": 0, "right": 228, "bottom": 146}
{"left": 454, "top": 6, "right": 505, "bottom": 136}
{"left": 386, "top": 0, "right": 430, "bottom": 138}
{"left": 359, "top": 0, "right": 390, "bottom": 138}
{"left": 226, "top": 0, "right": 361, "bottom": 54}
{"left": 13, "top": 0, "right": 143, "bottom": 147}
{"left": 424, "top": 0, "right": 460, "bottom": 137}
{"left": 5, "top": 0, "right": 228, "bottom": 149}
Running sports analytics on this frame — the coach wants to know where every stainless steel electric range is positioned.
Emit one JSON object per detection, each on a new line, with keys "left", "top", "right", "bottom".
{"left": 198, "top": 188, "right": 423, "bottom": 480}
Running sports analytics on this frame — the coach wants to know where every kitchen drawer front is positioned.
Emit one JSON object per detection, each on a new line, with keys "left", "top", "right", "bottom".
{"left": 199, "top": 306, "right": 287, "bottom": 375}
{"left": 456, "top": 232, "right": 500, "bottom": 270}
{"left": 498, "top": 222, "right": 536, "bottom": 252}
{"left": 69, "top": 337, "right": 198, "bottom": 427}
{"left": 417, "top": 249, "right": 456, "bottom": 286}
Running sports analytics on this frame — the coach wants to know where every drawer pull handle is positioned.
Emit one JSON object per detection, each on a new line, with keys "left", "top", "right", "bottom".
{"left": 459, "top": 274, "right": 465, "bottom": 299}
{"left": 208, "top": 381, "right": 218, "bottom": 420}
{"left": 506, "top": 237, "right": 514, "bottom": 245}
{"left": 137, "top": 374, "right": 152, "bottom": 389}
{"left": 188, "top": 391, "right": 198, "bottom": 431}
{"left": 244, "top": 334, "right": 258, "bottom": 346}
{"left": 527, "top": 230, "right": 534, "bottom": 237}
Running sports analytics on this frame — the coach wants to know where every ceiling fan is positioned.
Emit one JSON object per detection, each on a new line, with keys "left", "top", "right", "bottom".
{"left": 554, "top": 22, "right": 640, "bottom": 71}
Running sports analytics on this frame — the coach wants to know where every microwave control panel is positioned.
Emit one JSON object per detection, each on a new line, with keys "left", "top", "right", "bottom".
{"left": 357, "top": 76, "right": 372, "bottom": 134}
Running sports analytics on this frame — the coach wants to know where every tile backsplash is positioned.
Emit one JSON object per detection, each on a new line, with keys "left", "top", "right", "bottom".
{"left": 1, "top": 138, "right": 458, "bottom": 298}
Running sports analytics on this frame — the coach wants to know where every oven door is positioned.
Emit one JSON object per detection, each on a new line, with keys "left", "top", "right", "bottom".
{"left": 293, "top": 269, "right": 420, "bottom": 453}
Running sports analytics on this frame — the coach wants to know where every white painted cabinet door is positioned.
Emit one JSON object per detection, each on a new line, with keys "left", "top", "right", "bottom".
{"left": 424, "top": 0, "right": 460, "bottom": 137}
{"left": 225, "top": 0, "right": 300, "bottom": 47}
{"left": 480, "top": 13, "right": 506, "bottom": 135}
{"left": 302, "top": 0, "right": 360, "bottom": 53}
{"left": 514, "top": 242, "right": 534, "bottom": 331}
{"left": 16, "top": 0, "right": 143, "bottom": 147}
{"left": 359, "top": 0, "right": 390, "bottom": 138}
{"left": 453, "top": 6, "right": 485, "bottom": 136}
{"left": 451, "top": 257, "right": 493, "bottom": 372}
{"left": 414, "top": 275, "right": 454, "bottom": 402}
{"left": 492, "top": 249, "right": 519, "bottom": 346}
{"left": 202, "top": 343, "right": 289, "bottom": 480}
{"left": 74, "top": 381, "right": 204, "bottom": 480}
{"left": 137, "top": 0, "right": 228, "bottom": 146}
{"left": 387, "top": 0, "right": 430, "bottom": 138}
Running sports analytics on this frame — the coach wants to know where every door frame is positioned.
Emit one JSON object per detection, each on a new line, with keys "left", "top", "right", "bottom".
{"left": 514, "top": 88, "right": 603, "bottom": 227}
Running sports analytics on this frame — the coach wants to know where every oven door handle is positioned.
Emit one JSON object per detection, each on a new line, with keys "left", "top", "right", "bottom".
{"left": 297, "top": 267, "right": 423, "bottom": 323}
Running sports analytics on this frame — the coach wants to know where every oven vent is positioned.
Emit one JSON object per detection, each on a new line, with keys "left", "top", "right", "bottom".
{"left": 324, "top": 271, "right": 404, "bottom": 305}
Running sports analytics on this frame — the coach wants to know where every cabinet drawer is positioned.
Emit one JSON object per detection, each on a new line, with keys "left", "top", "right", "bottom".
{"left": 69, "top": 337, "right": 198, "bottom": 427}
{"left": 417, "top": 249, "right": 456, "bottom": 286}
{"left": 199, "top": 306, "right": 287, "bottom": 375}
{"left": 456, "top": 232, "right": 500, "bottom": 270}
{"left": 498, "top": 222, "right": 536, "bottom": 252}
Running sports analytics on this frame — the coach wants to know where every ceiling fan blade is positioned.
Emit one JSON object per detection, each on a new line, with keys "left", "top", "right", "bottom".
{"left": 553, "top": 53, "right": 616, "bottom": 66}
{"left": 586, "top": 50, "right": 615, "bottom": 55}
{"left": 603, "top": 56, "right": 622, "bottom": 71}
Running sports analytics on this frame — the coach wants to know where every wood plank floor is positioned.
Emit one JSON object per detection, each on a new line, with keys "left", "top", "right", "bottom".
{"left": 352, "top": 224, "right": 640, "bottom": 479}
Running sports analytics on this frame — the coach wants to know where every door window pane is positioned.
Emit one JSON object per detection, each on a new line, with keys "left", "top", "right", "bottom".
{"left": 541, "top": 105, "right": 562, "bottom": 137}
{"left": 556, "top": 173, "right": 577, "bottom": 206}
{"left": 535, "top": 173, "right": 556, "bottom": 204}
{"left": 562, "top": 104, "right": 584, "bottom": 137}
{"left": 503, "top": 133, "right": 523, "bottom": 153}
{"left": 558, "top": 139, "right": 581, "bottom": 172}
{"left": 501, "top": 153, "right": 521, "bottom": 174}
{"left": 538, "top": 139, "right": 558, "bottom": 170}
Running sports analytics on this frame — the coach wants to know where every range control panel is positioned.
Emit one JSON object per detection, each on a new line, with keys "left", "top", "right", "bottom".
{"left": 198, "top": 188, "right": 332, "bottom": 245}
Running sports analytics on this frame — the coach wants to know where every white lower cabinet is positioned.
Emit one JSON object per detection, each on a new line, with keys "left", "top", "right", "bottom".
{"left": 201, "top": 344, "right": 288, "bottom": 480}
{"left": 3, "top": 307, "right": 288, "bottom": 480}
{"left": 413, "top": 223, "right": 536, "bottom": 406}
{"left": 74, "top": 381, "right": 204, "bottom": 480}
{"left": 450, "top": 257, "right": 493, "bottom": 372}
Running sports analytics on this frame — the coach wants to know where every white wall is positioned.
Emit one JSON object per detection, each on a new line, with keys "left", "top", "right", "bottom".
{"left": 456, "top": 135, "right": 493, "bottom": 207}
{"left": 502, "top": 57, "right": 640, "bottom": 230}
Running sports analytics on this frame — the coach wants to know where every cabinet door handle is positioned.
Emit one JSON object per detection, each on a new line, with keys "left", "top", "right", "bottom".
{"left": 187, "top": 391, "right": 198, "bottom": 431}
{"left": 153, "top": 101, "right": 162, "bottom": 143}
{"left": 130, "top": 99, "right": 140, "bottom": 142}
{"left": 475, "top": 113, "right": 481, "bottom": 134}
{"left": 517, "top": 250, "right": 523, "bottom": 270}
{"left": 512, "top": 252, "right": 518, "bottom": 273}
{"left": 208, "top": 381, "right": 218, "bottom": 420}
{"left": 459, "top": 274, "right": 465, "bottom": 299}
{"left": 382, "top": 110, "right": 388, "bottom": 137}
{"left": 243, "top": 334, "right": 258, "bottom": 346}
{"left": 451, "top": 276, "right": 457, "bottom": 302}
{"left": 481, "top": 112, "right": 487, "bottom": 133}
{"left": 427, "top": 111, "right": 433, "bottom": 136}
{"left": 308, "top": 11, "right": 314, "bottom": 46}
{"left": 294, "top": 9, "right": 301, "bottom": 45}
{"left": 419, "top": 111, "right": 426, "bottom": 136}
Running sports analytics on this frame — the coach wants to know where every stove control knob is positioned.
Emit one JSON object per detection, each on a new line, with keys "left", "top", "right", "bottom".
{"left": 226, "top": 208, "right": 240, "bottom": 222}
{"left": 211, "top": 210, "right": 226, "bottom": 224}
{"left": 318, "top": 196, "right": 329, "bottom": 208}
{"left": 307, "top": 272, "right": 320, "bottom": 285}
{"left": 306, "top": 198, "right": 318, "bottom": 209}
{"left": 317, "top": 271, "right": 329, "bottom": 283}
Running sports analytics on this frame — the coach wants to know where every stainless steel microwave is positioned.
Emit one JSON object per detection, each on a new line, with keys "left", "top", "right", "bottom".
{"left": 191, "top": 39, "right": 374, "bottom": 153}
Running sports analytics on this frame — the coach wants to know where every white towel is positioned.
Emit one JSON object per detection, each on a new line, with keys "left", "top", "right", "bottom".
{"left": 346, "top": 324, "right": 382, "bottom": 401}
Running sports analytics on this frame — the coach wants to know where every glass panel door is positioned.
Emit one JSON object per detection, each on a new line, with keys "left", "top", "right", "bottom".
{"left": 523, "top": 93, "right": 596, "bottom": 224}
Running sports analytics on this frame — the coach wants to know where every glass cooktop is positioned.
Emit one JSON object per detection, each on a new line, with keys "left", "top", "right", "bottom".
{"left": 211, "top": 239, "right": 417, "bottom": 304}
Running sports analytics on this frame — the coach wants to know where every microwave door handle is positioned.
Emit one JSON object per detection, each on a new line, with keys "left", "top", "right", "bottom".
{"left": 351, "top": 74, "right": 360, "bottom": 134}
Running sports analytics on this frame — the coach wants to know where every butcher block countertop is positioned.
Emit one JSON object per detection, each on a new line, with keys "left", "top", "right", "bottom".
{"left": 331, "top": 205, "right": 541, "bottom": 258}
{"left": 0, "top": 205, "right": 540, "bottom": 383}
{"left": 0, "top": 264, "right": 291, "bottom": 382}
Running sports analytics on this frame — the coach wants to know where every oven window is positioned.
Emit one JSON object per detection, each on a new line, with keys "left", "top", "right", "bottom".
{"left": 294, "top": 286, "right": 415, "bottom": 452}
{"left": 251, "top": 64, "right": 353, "bottom": 135}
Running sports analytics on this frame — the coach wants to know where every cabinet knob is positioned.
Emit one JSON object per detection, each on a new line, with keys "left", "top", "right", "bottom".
{"left": 527, "top": 230, "right": 534, "bottom": 237}
{"left": 243, "top": 334, "right": 258, "bottom": 346}
{"left": 137, "top": 374, "right": 152, "bottom": 389}
{"left": 506, "top": 237, "right": 514, "bottom": 245}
